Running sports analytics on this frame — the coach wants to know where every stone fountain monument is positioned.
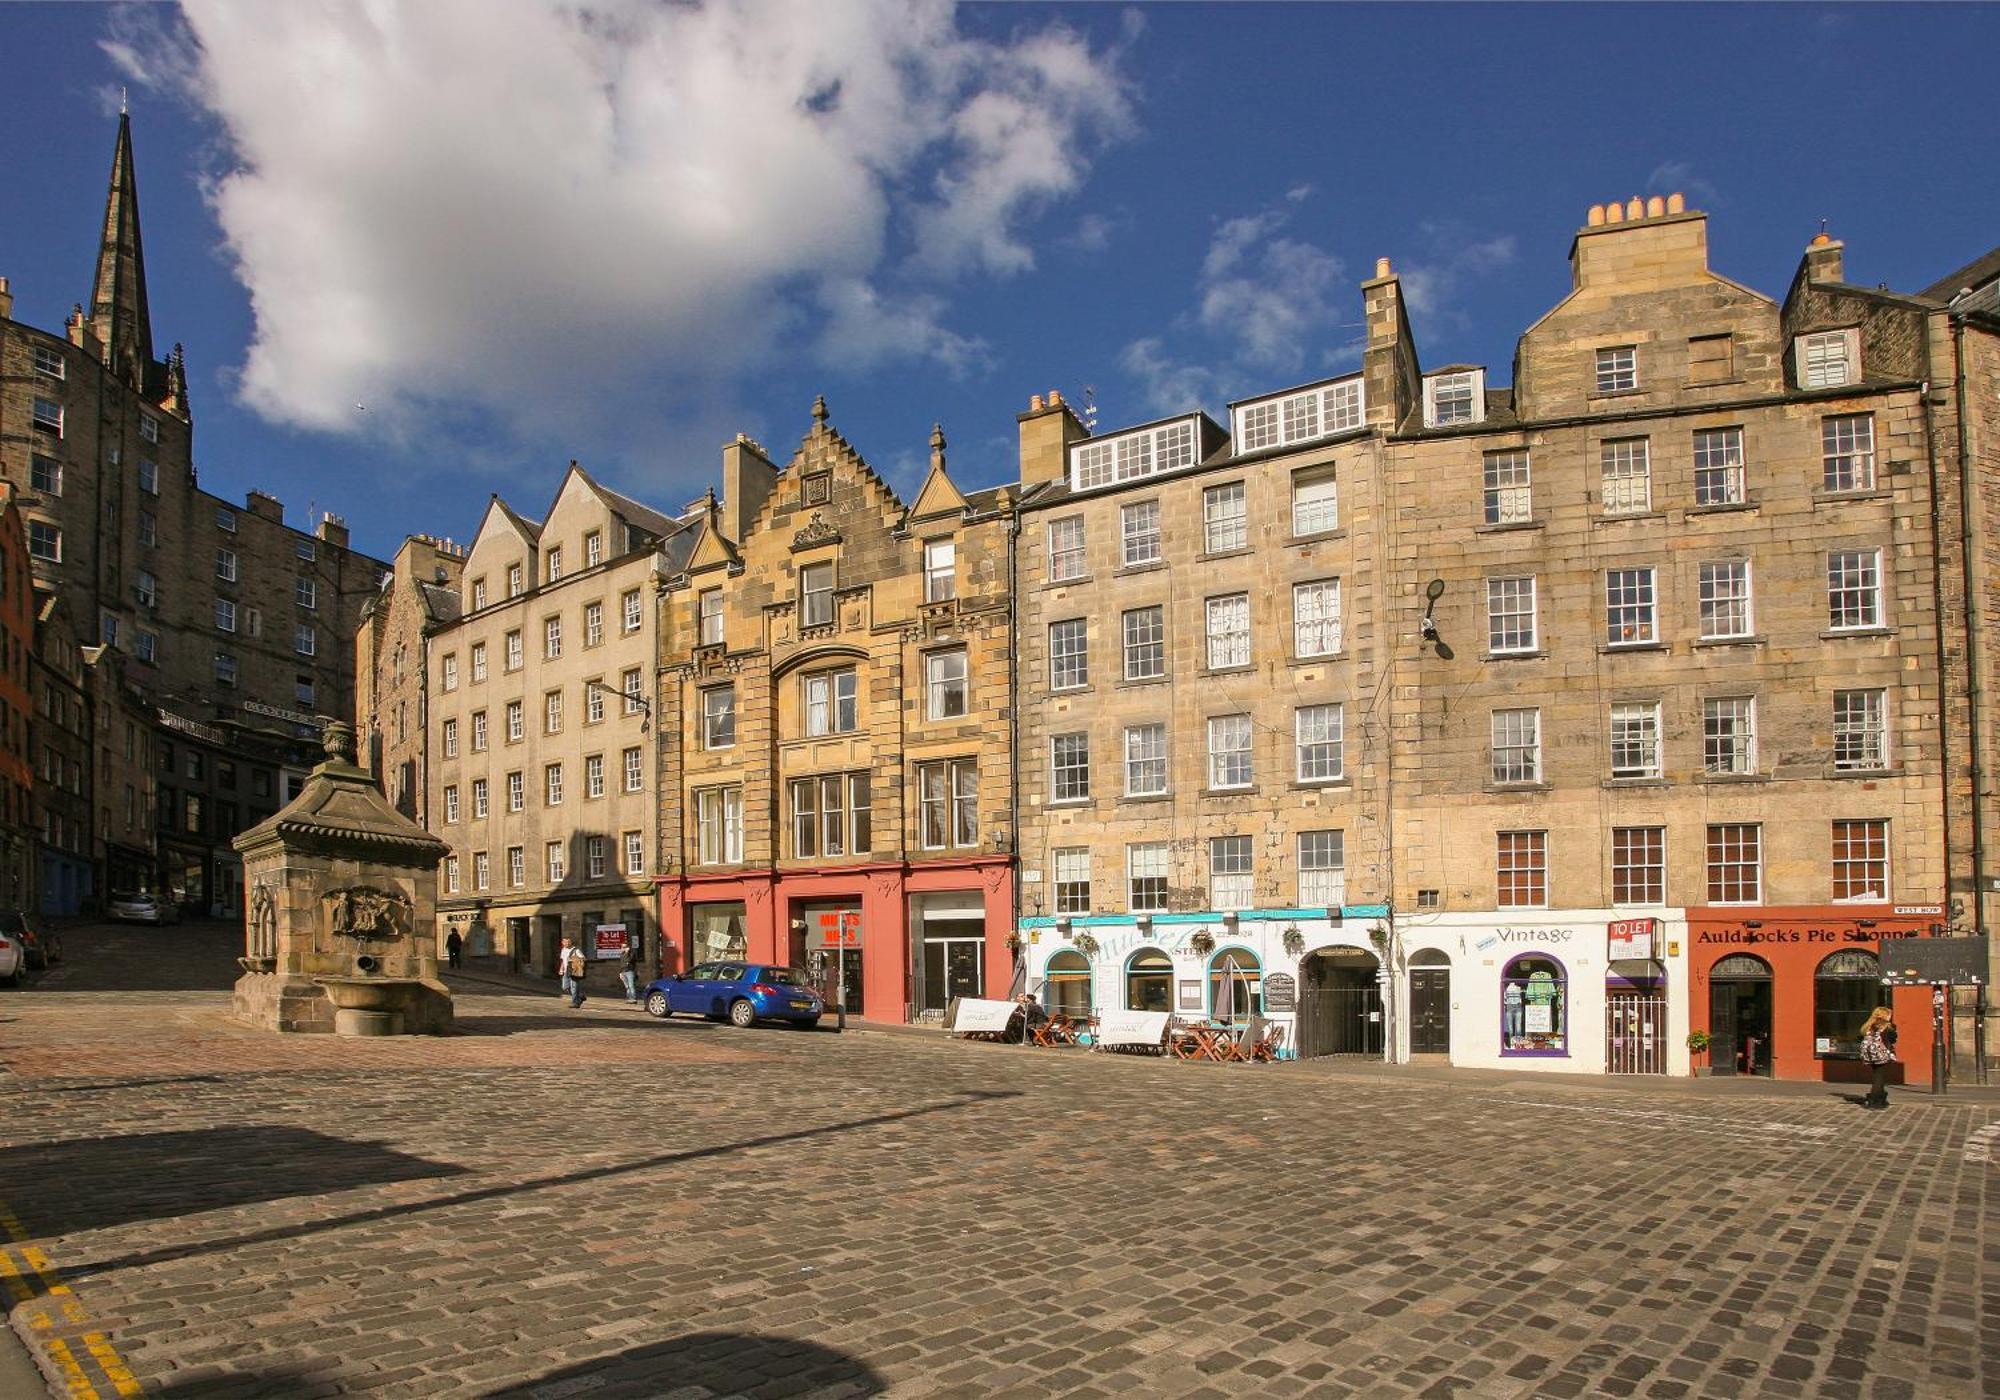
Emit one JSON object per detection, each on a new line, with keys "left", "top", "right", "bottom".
{"left": 231, "top": 721, "right": 454, "bottom": 1035}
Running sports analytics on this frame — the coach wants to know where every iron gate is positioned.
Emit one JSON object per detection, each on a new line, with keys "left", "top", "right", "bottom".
{"left": 1294, "top": 984, "right": 1384, "bottom": 1058}
{"left": 1605, "top": 995, "right": 1667, "bottom": 1075}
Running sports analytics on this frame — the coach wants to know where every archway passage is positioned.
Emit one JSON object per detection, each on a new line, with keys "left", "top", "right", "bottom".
{"left": 1709, "top": 952, "right": 1773, "bottom": 1077}
{"left": 1295, "top": 947, "right": 1382, "bottom": 1058}
{"left": 1408, "top": 948, "right": 1451, "bottom": 1054}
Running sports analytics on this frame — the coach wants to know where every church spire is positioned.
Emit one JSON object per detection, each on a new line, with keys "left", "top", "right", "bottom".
{"left": 89, "top": 110, "right": 155, "bottom": 389}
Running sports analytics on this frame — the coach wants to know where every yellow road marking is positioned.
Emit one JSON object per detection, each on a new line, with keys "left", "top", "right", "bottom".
{"left": 42, "top": 1337, "right": 98, "bottom": 1398}
{"left": 0, "top": 1199, "right": 139, "bottom": 1398}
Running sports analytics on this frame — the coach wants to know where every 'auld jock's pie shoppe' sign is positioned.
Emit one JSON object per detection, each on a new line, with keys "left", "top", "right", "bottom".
{"left": 1696, "top": 925, "right": 1882, "bottom": 947}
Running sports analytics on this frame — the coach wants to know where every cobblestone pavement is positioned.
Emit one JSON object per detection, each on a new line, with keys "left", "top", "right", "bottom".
{"left": 0, "top": 924, "right": 1994, "bottom": 1399}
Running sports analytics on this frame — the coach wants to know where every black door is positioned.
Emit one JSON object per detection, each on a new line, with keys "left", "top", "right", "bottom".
{"left": 1710, "top": 979, "right": 1774, "bottom": 1077}
{"left": 1410, "top": 968, "right": 1451, "bottom": 1053}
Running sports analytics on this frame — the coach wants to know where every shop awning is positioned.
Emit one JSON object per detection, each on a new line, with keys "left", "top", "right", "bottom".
{"left": 1607, "top": 959, "right": 1665, "bottom": 984}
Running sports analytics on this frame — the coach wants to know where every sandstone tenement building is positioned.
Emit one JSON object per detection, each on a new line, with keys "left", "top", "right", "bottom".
{"left": 654, "top": 404, "right": 1017, "bottom": 1020}
{"left": 354, "top": 534, "right": 466, "bottom": 825}
{"left": 0, "top": 115, "right": 386, "bottom": 910}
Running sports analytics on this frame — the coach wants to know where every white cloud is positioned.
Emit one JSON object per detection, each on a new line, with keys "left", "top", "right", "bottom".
{"left": 1399, "top": 223, "right": 1518, "bottom": 323}
{"left": 1118, "top": 192, "right": 1347, "bottom": 418}
{"left": 105, "top": 0, "right": 1131, "bottom": 445}
{"left": 1647, "top": 160, "right": 1723, "bottom": 210}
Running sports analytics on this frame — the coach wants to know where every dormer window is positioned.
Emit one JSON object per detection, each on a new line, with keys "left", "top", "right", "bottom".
{"left": 1798, "top": 330, "right": 1858, "bottom": 389}
{"left": 1069, "top": 416, "right": 1199, "bottom": 493}
{"left": 1423, "top": 371, "right": 1483, "bottom": 428}
{"left": 1232, "top": 375, "right": 1365, "bottom": 454}
{"left": 584, "top": 530, "right": 603, "bottom": 567}
{"left": 546, "top": 546, "right": 563, "bottom": 581}
{"left": 1595, "top": 345, "right": 1638, "bottom": 393}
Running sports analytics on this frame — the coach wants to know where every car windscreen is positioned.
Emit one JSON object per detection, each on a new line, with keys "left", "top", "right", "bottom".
{"left": 759, "top": 967, "right": 807, "bottom": 986}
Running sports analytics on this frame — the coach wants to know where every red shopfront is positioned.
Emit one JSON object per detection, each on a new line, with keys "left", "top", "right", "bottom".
{"left": 656, "top": 856, "right": 1013, "bottom": 1023}
{"left": 1688, "top": 906, "right": 1939, "bottom": 1086}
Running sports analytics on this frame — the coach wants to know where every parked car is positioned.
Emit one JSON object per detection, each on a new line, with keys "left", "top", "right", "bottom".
{"left": 0, "top": 925, "right": 20, "bottom": 986}
{"left": 0, "top": 911, "right": 58, "bottom": 970}
{"left": 108, "top": 891, "right": 180, "bottom": 926}
{"left": 642, "top": 962, "right": 824, "bottom": 1028}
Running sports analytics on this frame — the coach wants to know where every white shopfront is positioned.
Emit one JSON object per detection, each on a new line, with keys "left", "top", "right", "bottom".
{"left": 1019, "top": 905, "right": 1394, "bottom": 1059}
{"left": 1394, "top": 909, "right": 1691, "bottom": 1076}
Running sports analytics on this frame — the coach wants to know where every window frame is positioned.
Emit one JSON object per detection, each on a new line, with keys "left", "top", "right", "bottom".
{"left": 1206, "top": 714, "right": 1253, "bottom": 790}
{"left": 1496, "top": 830, "right": 1548, "bottom": 909}
{"left": 1122, "top": 605, "right": 1165, "bottom": 681}
{"left": 1294, "top": 703, "right": 1344, "bottom": 784}
{"left": 1047, "top": 517, "right": 1087, "bottom": 582}
{"left": 1203, "top": 482, "right": 1248, "bottom": 554}
{"left": 924, "top": 647, "right": 969, "bottom": 720}
{"left": 1293, "top": 579, "right": 1343, "bottom": 658}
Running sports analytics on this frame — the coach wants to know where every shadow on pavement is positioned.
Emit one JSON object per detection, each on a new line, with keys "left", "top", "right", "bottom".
{"left": 0, "top": 1125, "right": 468, "bottom": 1240}
{"left": 486, "top": 1332, "right": 885, "bottom": 1398}
{"left": 46, "top": 1074, "right": 228, "bottom": 1094}
{"left": 52, "top": 1090, "right": 1016, "bottom": 1293}
{"left": 453, "top": 1012, "right": 719, "bottom": 1037}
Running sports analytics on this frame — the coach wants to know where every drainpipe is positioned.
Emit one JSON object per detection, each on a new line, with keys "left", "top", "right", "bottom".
{"left": 1005, "top": 509, "right": 1023, "bottom": 994}
{"left": 1921, "top": 375, "right": 1956, "bottom": 921}
{"left": 1951, "top": 310, "right": 1988, "bottom": 942}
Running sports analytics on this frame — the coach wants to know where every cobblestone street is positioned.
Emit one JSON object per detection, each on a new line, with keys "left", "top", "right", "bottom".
{"left": 0, "top": 923, "right": 1994, "bottom": 1399}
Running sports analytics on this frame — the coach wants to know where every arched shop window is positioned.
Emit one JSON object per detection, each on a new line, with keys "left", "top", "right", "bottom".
{"left": 1501, "top": 954, "right": 1567, "bottom": 1053}
{"left": 1126, "top": 948, "right": 1172, "bottom": 1012}
{"left": 1046, "top": 950, "right": 1092, "bottom": 1019}
{"left": 1208, "top": 947, "right": 1262, "bottom": 1025}
{"left": 1813, "top": 950, "right": 1888, "bottom": 1059}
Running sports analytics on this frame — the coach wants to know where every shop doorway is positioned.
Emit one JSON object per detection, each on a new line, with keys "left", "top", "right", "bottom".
{"left": 1709, "top": 953, "right": 1773, "bottom": 1077}
{"left": 1295, "top": 947, "right": 1383, "bottom": 1058}
{"left": 536, "top": 915, "right": 564, "bottom": 976}
{"left": 915, "top": 893, "right": 986, "bottom": 1016}
{"left": 1408, "top": 950, "right": 1451, "bottom": 1054}
{"left": 796, "top": 902, "right": 863, "bottom": 1015}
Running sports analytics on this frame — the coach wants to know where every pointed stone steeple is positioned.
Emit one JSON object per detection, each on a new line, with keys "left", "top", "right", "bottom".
{"left": 88, "top": 111, "right": 155, "bottom": 389}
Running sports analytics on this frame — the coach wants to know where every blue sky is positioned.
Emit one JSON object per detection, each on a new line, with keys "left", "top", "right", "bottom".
{"left": 3, "top": 2, "right": 1996, "bottom": 563}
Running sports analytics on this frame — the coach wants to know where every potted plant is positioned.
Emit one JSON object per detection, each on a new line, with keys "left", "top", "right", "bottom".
{"left": 1189, "top": 929, "right": 1216, "bottom": 956}
{"left": 1282, "top": 926, "right": 1305, "bottom": 958}
{"left": 1686, "top": 1029, "right": 1713, "bottom": 1076}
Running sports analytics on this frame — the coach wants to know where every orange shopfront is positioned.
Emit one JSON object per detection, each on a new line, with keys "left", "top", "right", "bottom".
{"left": 1689, "top": 907, "right": 1939, "bottom": 1086}
{"left": 655, "top": 857, "right": 1013, "bottom": 1023}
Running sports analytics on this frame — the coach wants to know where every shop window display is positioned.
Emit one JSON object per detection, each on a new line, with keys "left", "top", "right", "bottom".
{"left": 1045, "top": 950, "right": 1092, "bottom": 1019}
{"left": 1501, "top": 954, "right": 1567, "bottom": 1053}
{"left": 1126, "top": 948, "right": 1172, "bottom": 1012}
{"left": 1813, "top": 949, "right": 1888, "bottom": 1059}
{"left": 1208, "top": 948, "right": 1262, "bottom": 1026}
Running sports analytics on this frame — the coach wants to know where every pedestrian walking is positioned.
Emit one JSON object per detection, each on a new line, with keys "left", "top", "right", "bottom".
{"left": 566, "top": 942, "right": 589, "bottom": 1009}
{"left": 444, "top": 929, "right": 463, "bottom": 970}
{"left": 620, "top": 937, "right": 643, "bottom": 1004}
{"left": 1859, "top": 1006, "right": 1896, "bottom": 1109}
{"left": 557, "top": 936, "right": 578, "bottom": 1002}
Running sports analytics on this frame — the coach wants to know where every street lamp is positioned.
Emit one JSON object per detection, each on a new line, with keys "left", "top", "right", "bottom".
{"left": 586, "top": 680, "right": 652, "bottom": 732}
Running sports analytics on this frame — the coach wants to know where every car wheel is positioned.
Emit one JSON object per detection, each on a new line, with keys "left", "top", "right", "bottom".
{"left": 644, "top": 990, "right": 671, "bottom": 1019}
{"left": 728, "top": 998, "right": 757, "bottom": 1028}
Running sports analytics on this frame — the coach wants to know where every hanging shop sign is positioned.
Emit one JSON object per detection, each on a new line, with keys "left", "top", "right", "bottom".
{"left": 1878, "top": 935, "right": 1989, "bottom": 986}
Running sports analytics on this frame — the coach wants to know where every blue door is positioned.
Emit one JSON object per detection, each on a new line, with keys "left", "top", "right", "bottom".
{"left": 707, "top": 963, "right": 749, "bottom": 1016}
{"left": 668, "top": 964, "right": 712, "bottom": 1014}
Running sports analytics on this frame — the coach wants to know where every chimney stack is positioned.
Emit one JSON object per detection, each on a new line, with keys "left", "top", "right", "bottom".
{"left": 1017, "top": 391, "right": 1087, "bottom": 489}
{"left": 0, "top": 276, "right": 12, "bottom": 321}
{"left": 1803, "top": 228, "right": 1845, "bottom": 286}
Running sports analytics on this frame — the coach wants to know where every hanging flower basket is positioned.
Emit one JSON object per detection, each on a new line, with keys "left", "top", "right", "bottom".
{"left": 1004, "top": 929, "right": 1024, "bottom": 953}
{"left": 1074, "top": 932, "right": 1100, "bottom": 957}
{"left": 1282, "top": 927, "right": 1305, "bottom": 957}
{"left": 1189, "top": 930, "right": 1216, "bottom": 956}
{"left": 1367, "top": 923, "right": 1390, "bottom": 948}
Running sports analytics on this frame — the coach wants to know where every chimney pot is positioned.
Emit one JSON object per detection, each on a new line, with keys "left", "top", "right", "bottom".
{"left": 1049, "top": 389, "right": 1063, "bottom": 407}
{"left": 1605, "top": 201, "right": 1625, "bottom": 224}
{"left": 1646, "top": 195, "right": 1666, "bottom": 218}
{"left": 1029, "top": 394, "right": 1044, "bottom": 412}
{"left": 1666, "top": 192, "right": 1685, "bottom": 214}
{"left": 1625, "top": 197, "right": 1643, "bottom": 220}
{"left": 1374, "top": 256, "right": 1392, "bottom": 278}
{"left": 1587, "top": 204, "right": 1605, "bottom": 226}
{"left": 1810, "top": 231, "right": 1832, "bottom": 247}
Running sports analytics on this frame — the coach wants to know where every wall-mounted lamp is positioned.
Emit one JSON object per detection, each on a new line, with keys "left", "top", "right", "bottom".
{"left": 1221, "top": 911, "right": 1240, "bottom": 930}
{"left": 1056, "top": 917, "right": 1072, "bottom": 937}
{"left": 1135, "top": 914, "right": 1152, "bottom": 931}
{"left": 1855, "top": 918, "right": 1877, "bottom": 928}
{"left": 1420, "top": 578, "right": 1453, "bottom": 660}
{"left": 1742, "top": 920, "right": 1764, "bottom": 929}
{"left": 789, "top": 917, "right": 807, "bottom": 932}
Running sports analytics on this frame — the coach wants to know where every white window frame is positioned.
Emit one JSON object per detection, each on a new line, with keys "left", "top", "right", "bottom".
{"left": 1595, "top": 344, "right": 1637, "bottom": 393}
{"left": 1290, "top": 471, "right": 1339, "bottom": 537}
{"left": 1293, "top": 579, "right": 1343, "bottom": 658}
{"left": 1122, "top": 606, "right": 1165, "bottom": 680}
{"left": 697, "top": 588, "right": 723, "bottom": 644}
{"left": 1207, "top": 714, "right": 1253, "bottom": 790}
{"left": 1299, "top": 830, "right": 1346, "bottom": 908}
{"left": 697, "top": 786, "right": 744, "bottom": 865}
{"left": 1205, "top": 593, "right": 1250, "bottom": 670}
{"left": 924, "top": 648, "right": 968, "bottom": 720}
{"left": 1599, "top": 438, "right": 1652, "bottom": 514}
{"left": 507, "top": 771, "right": 525, "bottom": 812}
{"left": 547, "top": 841, "right": 566, "bottom": 883}
{"left": 623, "top": 747, "right": 643, "bottom": 792}
{"left": 624, "top": 588, "right": 645, "bottom": 634}
{"left": 585, "top": 753, "right": 605, "bottom": 799}
{"left": 1486, "top": 576, "right": 1537, "bottom": 654}
{"left": 1822, "top": 414, "right": 1876, "bottom": 492}
{"left": 1483, "top": 450, "right": 1530, "bottom": 525}
{"left": 1209, "top": 835, "right": 1254, "bottom": 912}
{"left": 799, "top": 562, "right": 835, "bottom": 627}
{"left": 1605, "top": 567, "right": 1659, "bottom": 646}
{"left": 508, "top": 847, "right": 526, "bottom": 888}
{"left": 1232, "top": 377, "right": 1365, "bottom": 453}
{"left": 216, "top": 547, "right": 238, "bottom": 582}
{"left": 1698, "top": 560, "right": 1754, "bottom": 640}
{"left": 1124, "top": 724, "right": 1168, "bottom": 796}
{"left": 922, "top": 538, "right": 957, "bottom": 603}
{"left": 1049, "top": 619, "right": 1089, "bottom": 690}
{"left": 1050, "top": 733, "right": 1091, "bottom": 803}
{"left": 1120, "top": 500, "right": 1162, "bottom": 567}
{"left": 1424, "top": 370, "right": 1483, "bottom": 427}
{"left": 1295, "top": 703, "right": 1344, "bottom": 783}
{"left": 804, "top": 668, "right": 859, "bottom": 737}
{"left": 624, "top": 831, "right": 645, "bottom": 877}
{"left": 545, "top": 763, "right": 564, "bottom": 806}
{"left": 584, "top": 601, "right": 603, "bottom": 647}
{"left": 1827, "top": 549, "right": 1883, "bottom": 631}
{"left": 1127, "top": 842, "right": 1170, "bottom": 913}
{"left": 1047, "top": 516, "right": 1086, "bottom": 582}
{"left": 701, "top": 686, "right": 736, "bottom": 749}
{"left": 1053, "top": 847, "right": 1092, "bottom": 915}
{"left": 1833, "top": 688, "right": 1889, "bottom": 772}
{"left": 1693, "top": 427, "right": 1745, "bottom": 506}
{"left": 506, "top": 701, "right": 524, "bottom": 743}
{"left": 1069, "top": 418, "right": 1199, "bottom": 493}
{"left": 1609, "top": 702, "right": 1663, "bottom": 780}
{"left": 1491, "top": 708, "right": 1541, "bottom": 784}
{"left": 1799, "top": 329, "right": 1859, "bottom": 389}
{"left": 1203, "top": 482, "right": 1248, "bottom": 554}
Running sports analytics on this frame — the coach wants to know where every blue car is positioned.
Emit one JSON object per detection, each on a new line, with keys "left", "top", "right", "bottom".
{"left": 643, "top": 961, "right": 824, "bottom": 1029}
